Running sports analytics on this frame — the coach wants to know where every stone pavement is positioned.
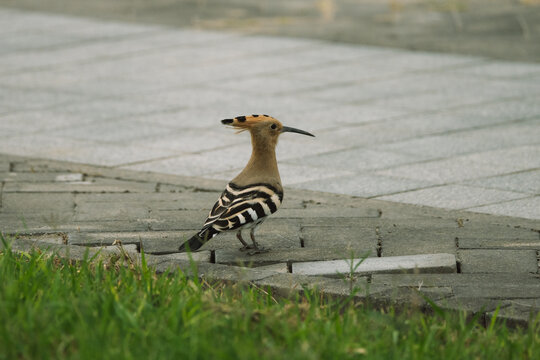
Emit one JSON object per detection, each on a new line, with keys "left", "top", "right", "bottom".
{"left": 1, "top": 153, "right": 539, "bottom": 326}
{"left": 1, "top": 8, "right": 540, "bottom": 220}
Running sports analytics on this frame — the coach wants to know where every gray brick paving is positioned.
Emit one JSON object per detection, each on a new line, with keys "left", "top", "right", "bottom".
{"left": 1, "top": 154, "right": 539, "bottom": 326}
{"left": 378, "top": 185, "right": 529, "bottom": 211}
{"left": 1, "top": 9, "right": 539, "bottom": 220}
{"left": 459, "top": 249, "right": 538, "bottom": 273}
{"left": 0, "top": 6, "right": 540, "bottom": 326}
{"left": 465, "top": 170, "right": 540, "bottom": 195}
{"left": 468, "top": 197, "right": 540, "bottom": 221}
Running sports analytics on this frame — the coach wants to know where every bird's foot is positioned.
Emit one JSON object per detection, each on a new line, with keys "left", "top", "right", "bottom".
{"left": 239, "top": 244, "right": 255, "bottom": 252}
{"left": 246, "top": 247, "right": 270, "bottom": 256}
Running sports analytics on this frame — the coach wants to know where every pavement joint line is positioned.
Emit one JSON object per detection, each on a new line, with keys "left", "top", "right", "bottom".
{"left": 460, "top": 194, "right": 537, "bottom": 211}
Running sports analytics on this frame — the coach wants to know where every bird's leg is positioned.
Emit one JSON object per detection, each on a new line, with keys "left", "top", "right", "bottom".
{"left": 247, "top": 228, "right": 269, "bottom": 255}
{"left": 249, "top": 228, "right": 260, "bottom": 249}
{"left": 237, "top": 231, "right": 250, "bottom": 251}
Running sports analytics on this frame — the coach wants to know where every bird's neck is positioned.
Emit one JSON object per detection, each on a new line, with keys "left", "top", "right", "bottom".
{"left": 232, "top": 134, "right": 281, "bottom": 188}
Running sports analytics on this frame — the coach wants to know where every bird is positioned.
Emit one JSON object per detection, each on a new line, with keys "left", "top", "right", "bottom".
{"left": 179, "top": 114, "right": 314, "bottom": 254}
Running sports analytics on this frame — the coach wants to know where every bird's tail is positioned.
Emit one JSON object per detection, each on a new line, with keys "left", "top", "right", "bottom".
{"left": 178, "top": 229, "right": 216, "bottom": 252}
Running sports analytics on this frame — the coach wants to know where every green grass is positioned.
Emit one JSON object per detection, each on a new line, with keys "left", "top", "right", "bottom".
{"left": 0, "top": 242, "right": 538, "bottom": 360}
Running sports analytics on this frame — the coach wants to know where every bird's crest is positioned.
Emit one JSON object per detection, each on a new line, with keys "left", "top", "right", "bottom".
{"left": 221, "top": 114, "right": 277, "bottom": 134}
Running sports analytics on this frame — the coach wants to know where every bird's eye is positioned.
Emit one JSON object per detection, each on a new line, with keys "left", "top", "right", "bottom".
{"left": 270, "top": 124, "right": 277, "bottom": 130}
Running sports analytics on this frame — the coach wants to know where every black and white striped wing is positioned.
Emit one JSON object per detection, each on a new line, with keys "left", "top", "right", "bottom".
{"left": 199, "top": 182, "right": 283, "bottom": 236}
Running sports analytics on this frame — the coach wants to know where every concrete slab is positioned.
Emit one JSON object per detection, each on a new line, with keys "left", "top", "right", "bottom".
{"left": 68, "top": 230, "right": 182, "bottom": 246}
{"left": 468, "top": 197, "right": 540, "bottom": 221}
{"left": 465, "top": 169, "right": 540, "bottom": 195}
{"left": 0, "top": 7, "right": 539, "bottom": 224}
{"left": 292, "top": 253, "right": 457, "bottom": 276}
{"left": 2, "top": 192, "right": 75, "bottom": 213}
{"left": 300, "top": 226, "right": 377, "bottom": 255}
{"left": 377, "top": 185, "right": 528, "bottom": 210}
{"left": 458, "top": 238, "right": 540, "bottom": 250}
{"left": 459, "top": 249, "right": 539, "bottom": 273}
{"left": 486, "top": 304, "right": 540, "bottom": 328}
{"left": 371, "top": 273, "right": 540, "bottom": 289}
{"left": 215, "top": 247, "right": 375, "bottom": 266}
{"left": 285, "top": 148, "right": 426, "bottom": 173}
{"left": 376, "top": 145, "right": 540, "bottom": 185}
{"left": 291, "top": 174, "right": 433, "bottom": 198}
{"left": 376, "top": 122, "right": 540, "bottom": 160}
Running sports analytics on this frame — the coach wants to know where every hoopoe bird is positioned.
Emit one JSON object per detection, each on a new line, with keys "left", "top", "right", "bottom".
{"left": 179, "top": 114, "right": 314, "bottom": 254}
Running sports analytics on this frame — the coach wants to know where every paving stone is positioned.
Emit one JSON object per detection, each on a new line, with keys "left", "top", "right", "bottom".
{"left": 454, "top": 221, "right": 540, "bottom": 239}
{"left": 273, "top": 163, "right": 355, "bottom": 186}
{"left": 2, "top": 179, "right": 156, "bottom": 193}
{"left": 53, "top": 98, "right": 174, "bottom": 122}
{"left": 0, "top": 87, "right": 86, "bottom": 112}
{"left": 0, "top": 135, "right": 178, "bottom": 168}
{"left": 459, "top": 237, "right": 540, "bottom": 250}
{"left": 316, "top": 277, "right": 373, "bottom": 298}
{"left": 376, "top": 219, "right": 460, "bottom": 256}
{"left": 68, "top": 230, "right": 190, "bottom": 247}
{"left": 486, "top": 302, "right": 540, "bottom": 328}
{"left": 192, "top": 262, "right": 279, "bottom": 283}
{"left": 291, "top": 174, "right": 433, "bottom": 198}
{"left": 0, "top": 161, "right": 10, "bottom": 172}
{"left": 368, "top": 286, "right": 452, "bottom": 309}
{"left": 141, "top": 231, "right": 201, "bottom": 254}
{"left": 2, "top": 172, "right": 66, "bottom": 183}
{"left": 75, "top": 192, "right": 221, "bottom": 210}
{"left": 62, "top": 220, "right": 151, "bottom": 233}
{"left": 377, "top": 185, "right": 528, "bottom": 210}
{"left": 54, "top": 173, "right": 84, "bottom": 182}
{"left": 285, "top": 148, "right": 425, "bottom": 173}
{"left": 101, "top": 243, "right": 139, "bottom": 254}
{"left": 253, "top": 273, "right": 332, "bottom": 298}
{"left": 468, "top": 197, "right": 540, "bottom": 221}
{"left": 2, "top": 193, "right": 75, "bottom": 213}
{"left": 74, "top": 202, "right": 149, "bottom": 222}
{"left": 434, "top": 297, "right": 505, "bottom": 315}
{"left": 122, "top": 145, "right": 252, "bottom": 177}
{"left": 465, "top": 169, "right": 540, "bottom": 195}
{"left": 300, "top": 226, "right": 377, "bottom": 255}
{"left": 15, "top": 233, "right": 66, "bottom": 245}
{"left": 300, "top": 215, "right": 384, "bottom": 228}
{"left": 376, "top": 122, "right": 540, "bottom": 160}
{"left": 285, "top": 60, "right": 406, "bottom": 84}
{"left": 382, "top": 145, "right": 540, "bottom": 184}
{"left": 455, "top": 61, "right": 540, "bottom": 79}
{"left": 147, "top": 251, "right": 212, "bottom": 263}
{"left": 214, "top": 247, "right": 375, "bottom": 266}
{"left": 370, "top": 87, "right": 502, "bottom": 112}
{"left": 371, "top": 273, "right": 540, "bottom": 289}
{"left": 382, "top": 99, "right": 540, "bottom": 140}
{"left": 0, "top": 212, "right": 75, "bottom": 233}
{"left": 459, "top": 249, "right": 538, "bottom": 273}
{"left": 274, "top": 206, "right": 384, "bottom": 219}
{"left": 48, "top": 118, "right": 181, "bottom": 144}
{"left": 292, "top": 253, "right": 457, "bottom": 276}
{"left": 254, "top": 263, "right": 289, "bottom": 273}
{"left": 285, "top": 103, "right": 412, "bottom": 127}
{"left": 136, "top": 209, "right": 208, "bottom": 231}
{"left": 453, "top": 281, "right": 540, "bottom": 299}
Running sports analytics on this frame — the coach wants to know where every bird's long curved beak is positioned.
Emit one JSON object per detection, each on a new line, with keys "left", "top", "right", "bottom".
{"left": 281, "top": 126, "right": 315, "bottom": 137}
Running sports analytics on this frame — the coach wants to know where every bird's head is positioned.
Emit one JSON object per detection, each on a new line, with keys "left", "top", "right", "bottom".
{"left": 221, "top": 115, "right": 314, "bottom": 147}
